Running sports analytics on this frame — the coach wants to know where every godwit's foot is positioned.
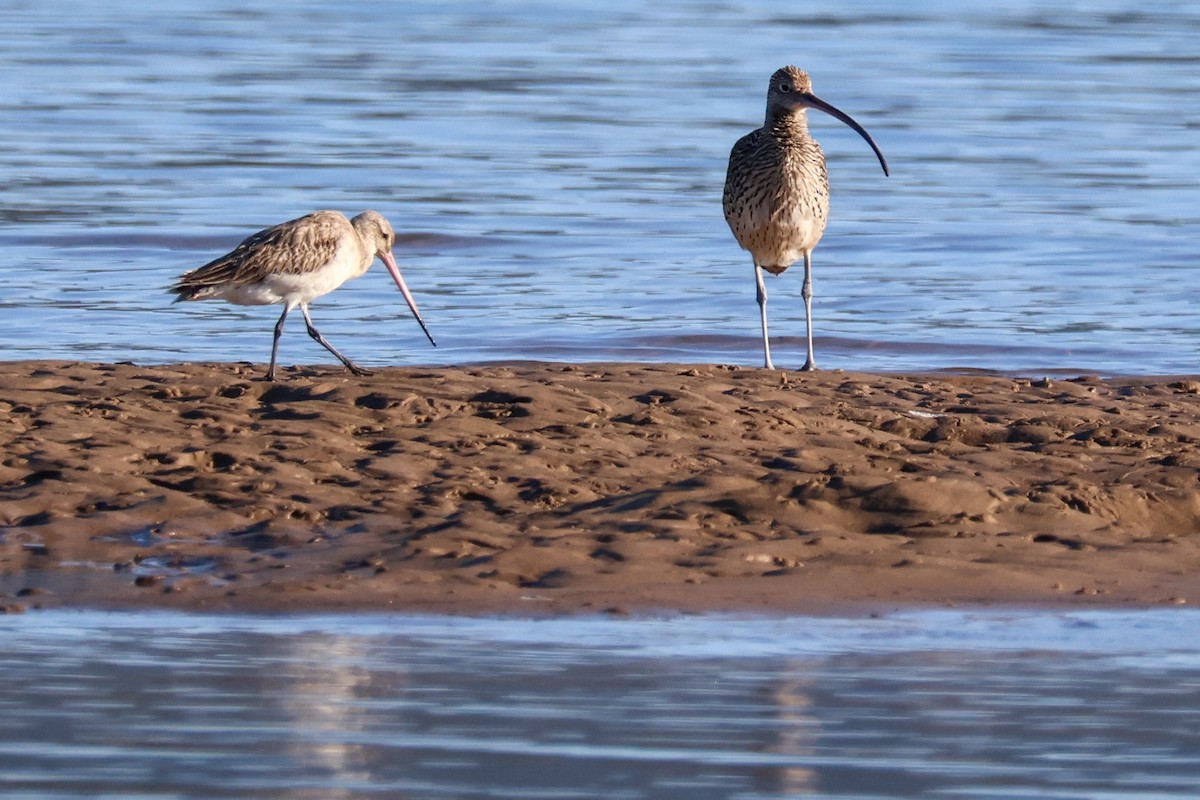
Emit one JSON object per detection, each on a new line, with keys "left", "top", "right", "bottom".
{"left": 346, "top": 363, "right": 374, "bottom": 377}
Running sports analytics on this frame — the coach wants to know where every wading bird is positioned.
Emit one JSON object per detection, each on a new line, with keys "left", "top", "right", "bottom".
{"left": 171, "top": 210, "right": 436, "bottom": 380}
{"left": 723, "top": 66, "right": 889, "bottom": 370}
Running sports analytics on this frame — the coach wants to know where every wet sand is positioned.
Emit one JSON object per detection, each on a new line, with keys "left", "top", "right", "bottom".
{"left": 2, "top": 360, "right": 1199, "bottom": 615}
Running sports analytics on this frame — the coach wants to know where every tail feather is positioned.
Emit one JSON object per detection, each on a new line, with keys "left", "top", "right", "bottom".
{"left": 169, "top": 281, "right": 215, "bottom": 303}
{"left": 169, "top": 283, "right": 193, "bottom": 303}
{"left": 171, "top": 254, "right": 241, "bottom": 302}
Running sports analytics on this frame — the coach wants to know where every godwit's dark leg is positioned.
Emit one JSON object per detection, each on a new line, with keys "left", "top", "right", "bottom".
{"left": 299, "top": 305, "right": 373, "bottom": 376}
{"left": 267, "top": 305, "right": 291, "bottom": 381}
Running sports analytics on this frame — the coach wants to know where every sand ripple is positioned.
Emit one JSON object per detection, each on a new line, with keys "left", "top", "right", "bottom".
{"left": 2, "top": 361, "right": 1199, "bottom": 614}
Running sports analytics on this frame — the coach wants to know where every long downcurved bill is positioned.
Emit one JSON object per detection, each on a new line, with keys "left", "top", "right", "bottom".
{"left": 800, "top": 93, "right": 890, "bottom": 177}
{"left": 381, "top": 251, "right": 437, "bottom": 347}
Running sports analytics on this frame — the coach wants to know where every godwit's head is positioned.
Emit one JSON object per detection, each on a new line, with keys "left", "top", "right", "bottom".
{"left": 351, "top": 210, "right": 437, "bottom": 347}
{"left": 765, "top": 65, "right": 889, "bottom": 177}
{"left": 351, "top": 210, "right": 396, "bottom": 258}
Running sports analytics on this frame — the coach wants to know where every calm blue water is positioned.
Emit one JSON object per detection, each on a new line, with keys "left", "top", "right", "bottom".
{"left": 1, "top": 1, "right": 1198, "bottom": 375}
{"left": 1, "top": 609, "right": 1198, "bottom": 798}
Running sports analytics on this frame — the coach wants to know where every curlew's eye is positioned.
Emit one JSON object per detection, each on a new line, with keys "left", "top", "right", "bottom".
{"left": 779, "top": 82, "right": 792, "bottom": 93}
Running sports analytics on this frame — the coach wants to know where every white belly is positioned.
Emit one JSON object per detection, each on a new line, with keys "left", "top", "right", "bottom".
{"left": 743, "top": 214, "right": 825, "bottom": 271}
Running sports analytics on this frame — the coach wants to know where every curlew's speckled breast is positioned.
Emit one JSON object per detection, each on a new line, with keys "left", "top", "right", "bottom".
{"left": 723, "top": 125, "right": 830, "bottom": 275}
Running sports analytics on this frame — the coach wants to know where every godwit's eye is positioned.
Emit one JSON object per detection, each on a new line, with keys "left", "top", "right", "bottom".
{"left": 779, "top": 82, "right": 792, "bottom": 93}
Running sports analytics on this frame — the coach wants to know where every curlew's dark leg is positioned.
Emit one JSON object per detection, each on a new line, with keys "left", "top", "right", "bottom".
{"left": 299, "top": 305, "right": 373, "bottom": 377}
{"left": 754, "top": 264, "right": 775, "bottom": 370}
{"left": 267, "top": 305, "right": 290, "bottom": 381}
{"left": 800, "top": 250, "right": 816, "bottom": 372}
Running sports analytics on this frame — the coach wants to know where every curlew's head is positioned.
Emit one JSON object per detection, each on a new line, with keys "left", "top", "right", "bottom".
{"left": 351, "top": 210, "right": 437, "bottom": 347}
{"left": 765, "top": 65, "right": 889, "bottom": 177}
{"left": 766, "top": 66, "right": 816, "bottom": 112}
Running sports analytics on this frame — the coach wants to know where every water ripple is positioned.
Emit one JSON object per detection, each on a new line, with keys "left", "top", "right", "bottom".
{"left": 1, "top": 1, "right": 1198, "bottom": 375}
{"left": 0, "top": 610, "right": 1198, "bottom": 798}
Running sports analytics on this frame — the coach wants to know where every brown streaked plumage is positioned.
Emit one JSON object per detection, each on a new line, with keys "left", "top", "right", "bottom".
{"left": 723, "top": 66, "right": 888, "bottom": 371}
{"left": 171, "top": 210, "right": 436, "bottom": 381}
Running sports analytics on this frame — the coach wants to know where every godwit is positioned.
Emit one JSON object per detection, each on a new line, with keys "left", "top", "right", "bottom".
{"left": 723, "top": 66, "right": 889, "bottom": 371}
{"left": 171, "top": 210, "right": 436, "bottom": 380}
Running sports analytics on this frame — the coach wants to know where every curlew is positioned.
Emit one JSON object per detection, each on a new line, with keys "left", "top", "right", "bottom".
{"left": 723, "top": 66, "right": 889, "bottom": 371}
{"left": 171, "top": 210, "right": 436, "bottom": 380}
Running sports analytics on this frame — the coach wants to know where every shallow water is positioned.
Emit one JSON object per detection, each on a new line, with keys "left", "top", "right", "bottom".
{"left": 1, "top": 1, "right": 1198, "bottom": 375}
{"left": 1, "top": 609, "right": 1198, "bottom": 798}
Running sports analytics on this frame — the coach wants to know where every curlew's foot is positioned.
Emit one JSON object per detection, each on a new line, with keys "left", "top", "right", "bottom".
{"left": 800, "top": 360, "right": 817, "bottom": 372}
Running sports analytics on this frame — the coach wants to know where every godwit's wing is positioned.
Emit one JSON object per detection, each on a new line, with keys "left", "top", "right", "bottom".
{"left": 171, "top": 210, "right": 350, "bottom": 301}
